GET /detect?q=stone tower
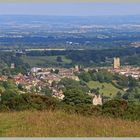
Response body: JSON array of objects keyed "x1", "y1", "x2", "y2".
[{"x1": 113, "y1": 57, "x2": 120, "y2": 69}]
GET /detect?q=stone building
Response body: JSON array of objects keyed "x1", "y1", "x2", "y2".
[
  {"x1": 92, "y1": 94, "x2": 102, "y2": 105},
  {"x1": 113, "y1": 57, "x2": 120, "y2": 69},
  {"x1": 10, "y1": 63, "x2": 15, "y2": 69}
]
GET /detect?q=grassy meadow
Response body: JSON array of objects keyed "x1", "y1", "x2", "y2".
[
  {"x1": 0, "y1": 110, "x2": 140, "y2": 137},
  {"x1": 87, "y1": 81, "x2": 123, "y2": 97},
  {"x1": 21, "y1": 55, "x2": 72, "y2": 67}
]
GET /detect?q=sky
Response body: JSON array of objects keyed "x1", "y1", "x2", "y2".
[{"x1": 0, "y1": 3, "x2": 140, "y2": 16}]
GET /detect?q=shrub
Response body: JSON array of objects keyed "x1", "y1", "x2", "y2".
[
  {"x1": 1, "y1": 93, "x2": 59, "y2": 111},
  {"x1": 102, "y1": 99, "x2": 140, "y2": 120}
]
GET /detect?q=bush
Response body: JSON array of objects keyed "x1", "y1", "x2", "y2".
[
  {"x1": 1, "y1": 93, "x2": 60, "y2": 111},
  {"x1": 102, "y1": 99, "x2": 128, "y2": 117},
  {"x1": 102, "y1": 99, "x2": 140, "y2": 120},
  {"x1": 0, "y1": 104, "x2": 10, "y2": 112},
  {"x1": 1, "y1": 89, "x2": 18, "y2": 101},
  {"x1": 63, "y1": 88, "x2": 92, "y2": 106},
  {"x1": 0, "y1": 91, "x2": 140, "y2": 121}
]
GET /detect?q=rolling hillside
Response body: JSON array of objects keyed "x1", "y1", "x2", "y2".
[{"x1": 87, "y1": 81, "x2": 123, "y2": 97}]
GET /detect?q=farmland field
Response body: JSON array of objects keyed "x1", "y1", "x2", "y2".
[
  {"x1": 87, "y1": 81, "x2": 123, "y2": 97},
  {"x1": 21, "y1": 55, "x2": 72, "y2": 67}
]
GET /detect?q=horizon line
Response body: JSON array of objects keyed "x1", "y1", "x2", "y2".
[{"x1": 0, "y1": 14, "x2": 140, "y2": 16}]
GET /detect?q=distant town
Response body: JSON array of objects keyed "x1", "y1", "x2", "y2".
[{"x1": 0, "y1": 56, "x2": 140, "y2": 106}]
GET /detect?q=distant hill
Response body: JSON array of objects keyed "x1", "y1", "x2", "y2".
[{"x1": 0, "y1": 15, "x2": 140, "y2": 25}]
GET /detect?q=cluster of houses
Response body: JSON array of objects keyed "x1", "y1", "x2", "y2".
[
  {"x1": 1, "y1": 60, "x2": 140, "y2": 105},
  {"x1": 12, "y1": 67, "x2": 80, "y2": 100},
  {"x1": 0, "y1": 65, "x2": 103, "y2": 105},
  {"x1": 108, "y1": 66, "x2": 140, "y2": 80},
  {"x1": 0, "y1": 75, "x2": 8, "y2": 81}
]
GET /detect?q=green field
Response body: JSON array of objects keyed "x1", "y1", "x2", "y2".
[
  {"x1": 0, "y1": 110, "x2": 140, "y2": 137},
  {"x1": 21, "y1": 55, "x2": 72, "y2": 67},
  {"x1": 87, "y1": 81, "x2": 123, "y2": 97}
]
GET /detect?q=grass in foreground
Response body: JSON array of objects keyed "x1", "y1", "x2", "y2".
[
  {"x1": 0, "y1": 110, "x2": 140, "y2": 137},
  {"x1": 87, "y1": 81, "x2": 123, "y2": 97}
]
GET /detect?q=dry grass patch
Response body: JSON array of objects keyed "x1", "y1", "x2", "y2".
[{"x1": 0, "y1": 110, "x2": 139, "y2": 137}]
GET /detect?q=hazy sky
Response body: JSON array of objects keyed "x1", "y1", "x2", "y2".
[{"x1": 0, "y1": 3, "x2": 140, "y2": 16}]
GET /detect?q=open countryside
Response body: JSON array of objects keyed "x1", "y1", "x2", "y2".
[
  {"x1": 87, "y1": 81, "x2": 123, "y2": 97},
  {"x1": 0, "y1": 3, "x2": 140, "y2": 137},
  {"x1": 21, "y1": 55, "x2": 72, "y2": 67}
]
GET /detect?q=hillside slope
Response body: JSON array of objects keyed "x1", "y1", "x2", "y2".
[{"x1": 0, "y1": 110, "x2": 140, "y2": 137}]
